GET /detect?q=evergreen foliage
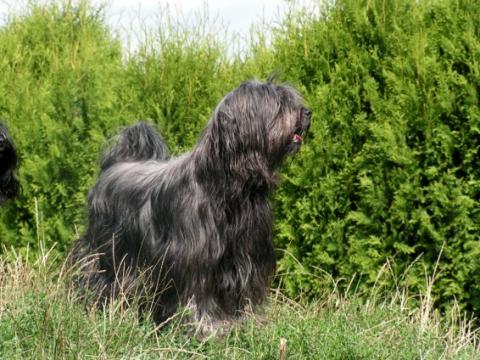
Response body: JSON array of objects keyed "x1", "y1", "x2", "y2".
[
  {"x1": 272, "y1": 0, "x2": 480, "y2": 315},
  {"x1": 0, "y1": 2, "x2": 124, "y2": 250}
]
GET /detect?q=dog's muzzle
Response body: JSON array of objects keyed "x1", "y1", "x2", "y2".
[{"x1": 292, "y1": 108, "x2": 311, "y2": 144}]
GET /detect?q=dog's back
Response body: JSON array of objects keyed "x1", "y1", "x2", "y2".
[{"x1": 100, "y1": 121, "x2": 169, "y2": 171}]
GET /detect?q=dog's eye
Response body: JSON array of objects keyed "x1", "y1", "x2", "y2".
[{"x1": 302, "y1": 108, "x2": 312, "y2": 119}]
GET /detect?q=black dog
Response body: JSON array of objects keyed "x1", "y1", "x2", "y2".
[
  {"x1": 72, "y1": 80, "x2": 311, "y2": 334},
  {"x1": 0, "y1": 123, "x2": 19, "y2": 204}
]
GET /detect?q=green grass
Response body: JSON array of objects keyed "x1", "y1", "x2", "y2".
[{"x1": 0, "y1": 248, "x2": 478, "y2": 359}]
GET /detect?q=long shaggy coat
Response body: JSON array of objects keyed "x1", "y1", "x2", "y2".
[{"x1": 72, "y1": 80, "x2": 311, "y2": 331}]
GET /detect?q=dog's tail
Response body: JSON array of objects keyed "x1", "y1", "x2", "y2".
[{"x1": 100, "y1": 121, "x2": 169, "y2": 170}]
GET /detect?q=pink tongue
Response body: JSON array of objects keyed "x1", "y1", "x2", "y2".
[{"x1": 293, "y1": 134, "x2": 303, "y2": 143}]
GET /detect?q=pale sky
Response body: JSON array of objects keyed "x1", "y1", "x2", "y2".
[
  {"x1": 0, "y1": 0, "x2": 318, "y2": 51},
  {"x1": 103, "y1": 0, "x2": 290, "y2": 30},
  {"x1": 101, "y1": 0, "x2": 293, "y2": 50},
  {"x1": 102, "y1": 1, "x2": 318, "y2": 29}
]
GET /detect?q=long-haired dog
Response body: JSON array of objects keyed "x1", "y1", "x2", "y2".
[
  {"x1": 0, "y1": 123, "x2": 20, "y2": 204},
  {"x1": 72, "y1": 80, "x2": 311, "y2": 334}
]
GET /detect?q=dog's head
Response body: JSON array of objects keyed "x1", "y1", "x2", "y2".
[
  {"x1": 0, "y1": 123, "x2": 20, "y2": 204},
  {"x1": 202, "y1": 80, "x2": 311, "y2": 177},
  {"x1": 262, "y1": 83, "x2": 311, "y2": 166}
]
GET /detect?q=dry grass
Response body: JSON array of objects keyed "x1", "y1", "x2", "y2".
[{"x1": 0, "y1": 244, "x2": 478, "y2": 359}]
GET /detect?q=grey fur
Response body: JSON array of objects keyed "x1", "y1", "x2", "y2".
[{"x1": 71, "y1": 80, "x2": 311, "y2": 333}]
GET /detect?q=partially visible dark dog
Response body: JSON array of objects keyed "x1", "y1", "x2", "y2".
[
  {"x1": 0, "y1": 123, "x2": 19, "y2": 204},
  {"x1": 72, "y1": 80, "x2": 311, "y2": 335}
]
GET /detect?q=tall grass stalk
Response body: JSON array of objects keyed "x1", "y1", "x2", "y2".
[{"x1": 0, "y1": 242, "x2": 478, "y2": 359}]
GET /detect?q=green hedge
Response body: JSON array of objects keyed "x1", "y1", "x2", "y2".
[
  {"x1": 0, "y1": 2, "x2": 124, "y2": 250},
  {"x1": 0, "y1": 0, "x2": 479, "y2": 315},
  {"x1": 272, "y1": 0, "x2": 480, "y2": 314}
]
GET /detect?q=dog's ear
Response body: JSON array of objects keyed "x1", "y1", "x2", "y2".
[
  {"x1": 199, "y1": 91, "x2": 275, "y2": 191},
  {"x1": 215, "y1": 108, "x2": 268, "y2": 162}
]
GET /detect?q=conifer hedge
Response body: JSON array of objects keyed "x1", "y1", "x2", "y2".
[
  {"x1": 0, "y1": 0, "x2": 479, "y2": 315},
  {"x1": 272, "y1": 0, "x2": 480, "y2": 314},
  {"x1": 0, "y1": 3, "x2": 124, "y2": 250}
]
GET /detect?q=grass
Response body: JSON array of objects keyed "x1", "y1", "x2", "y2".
[{"x1": 0, "y1": 245, "x2": 478, "y2": 359}]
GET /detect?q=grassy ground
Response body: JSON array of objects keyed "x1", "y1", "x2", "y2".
[{"x1": 0, "y1": 247, "x2": 478, "y2": 359}]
